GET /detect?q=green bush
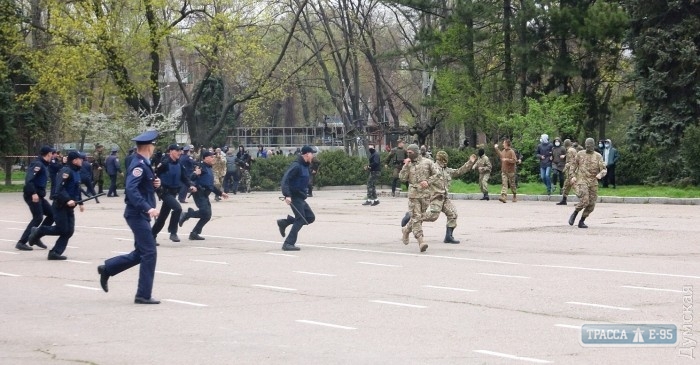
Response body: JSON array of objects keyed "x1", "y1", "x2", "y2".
[
  {"x1": 680, "y1": 125, "x2": 700, "y2": 184},
  {"x1": 614, "y1": 144, "x2": 659, "y2": 185}
]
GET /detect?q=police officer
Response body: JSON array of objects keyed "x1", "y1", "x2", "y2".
[
  {"x1": 16, "y1": 146, "x2": 55, "y2": 251},
  {"x1": 97, "y1": 130, "x2": 162, "y2": 304},
  {"x1": 152, "y1": 144, "x2": 196, "y2": 243},
  {"x1": 178, "y1": 145, "x2": 195, "y2": 203},
  {"x1": 48, "y1": 150, "x2": 63, "y2": 198},
  {"x1": 28, "y1": 151, "x2": 85, "y2": 260},
  {"x1": 105, "y1": 147, "x2": 122, "y2": 197},
  {"x1": 79, "y1": 152, "x2": 100, "y2": 203},
  {"x1": 275, "y1": 145, "x2": 317, "y2": 251},
  {"x1": 178, "y1": 151, "x2": 229, "y2": 240}
]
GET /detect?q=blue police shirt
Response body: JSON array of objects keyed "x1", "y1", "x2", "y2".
[
  {"x1": 24, "y1": 157, "x2": 49, "y2": 197},
  {"x1": 124, "y1": 154, "x2": 157, "y2": 219},
  {"x1": 281, "y1": 155, "x2": 310, "y2": 199},
  {"x1": 53, "y1": 164, "x2": 82, "y2": 207}
]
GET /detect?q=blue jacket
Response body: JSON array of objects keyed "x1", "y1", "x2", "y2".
[
  {"x1": 24, "y1": 157, "x2": 50, "y2": 197},
  {"x1": 53, "y1": 163, "x2": 82, "y2": 208},
  {"x1": 124, "y1": 154, "x2": 157, "y2": 219},
  {"x1": 105, "y1": 154, "x2": 121, "y2": 175},
  {"x1": 190, "y1": 162, "x2": 223, "y2": 197},
  {"x1": 281, "y1": 156, "x2": 310, "y2": 199},
  {"x1": 368, "y1": 151, "x2": 381, "y2": 172},
  {"x1": 156, "y1": 155, "x2": 192, "y2": 190}
]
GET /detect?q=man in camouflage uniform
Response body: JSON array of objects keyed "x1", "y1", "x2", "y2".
[
  {"x1": 494, "y1": 139, "x2": 518, "y2": 203},
  {"x1": 92, "y1": 143, "x2": 105, "y2": 194},
  {"x1": 557, "y1": 139, "x2": 578, "y2": 205},
  {"x1": 421, "y1": 151, "x2": 477, "y2": 244},
  {"x1": 473, "y1": 146, "x2": 491, "y2": 200},
  {"x1": 212, "y1": 148, "x2": 227, "y2": 199},
  {"x1": 308, "y1": 154, "x2": 320, "y2": 197},
  {"x1": 236, "y1": 146, "x2": 253, "y2": 193},
  {"x1": 385, "y1": 139, "x2": 407, "y2": 197},
  {"x1": 568, "y1": 138, "x2": 607, "y2": 228},
  {"x1": 399, "y1": 144, "x2": 438, "y2": 252}
]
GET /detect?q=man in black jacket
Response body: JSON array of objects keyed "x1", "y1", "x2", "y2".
[
  {"x1": 276, "y1": 145, "x2": 317, "y2": 251},
  {"x1": 16, "y1": 146, "x2": 55, "y2": 251},
  {"x1": 362, "y1": 144, "x2": 382, "y2": 206}
]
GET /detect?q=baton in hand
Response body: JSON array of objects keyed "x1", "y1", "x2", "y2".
[
  {"x1": 279, "y1": 196, "x2": 309, "y2": 225},
  {"x1": 75, "y1": 192, "x2": 106, "y2": 204}
]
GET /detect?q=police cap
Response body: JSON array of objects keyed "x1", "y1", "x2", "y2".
[
  {"x1": 39, "y1": 146, "x2": 55, "y2": 156},
  {"x1": 201, "y1": 151, "x2": 214, "y2": 158},
  {"x1": 111, "y1": 147, "x2": 118, "y2": 153},
  {"x1": 67, "y1": 151, "x2": 82, "y2": 162},
  {"x1": 131, "y1": 130, "x2": 159, "y2": 145},
  {"x1": 168, "y1": 143, "x2": 182, "y2": 151},
  {"x1": 301, "y1": 145, "x2": 317, "y2": 154}
]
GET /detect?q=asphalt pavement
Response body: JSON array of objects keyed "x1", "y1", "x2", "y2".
[{"x1": 0, "y1": 189, "x2": 698, "y2": 364}]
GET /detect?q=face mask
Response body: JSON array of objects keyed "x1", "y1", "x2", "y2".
[
  {"x1": 604, "y1": 143, "x2": 610, "y2": 148},
  {"x1": 555, "y1": 142, "x2": 560, "y2": 147},
  {"x1": 408, "y1": 152, "x2": 417, "y2": 161},
  {"x1": 478, "y1": 149, "x2": 484, "y2": 157},
  {"x1": 368, "y1": 148, "x2": 375, "y2": 154},
  {"x1": 598, "y1": 144, "x2": 603, "y2": 148}
]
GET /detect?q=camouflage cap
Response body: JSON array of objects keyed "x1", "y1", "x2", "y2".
[{"x1": 406, "y1": 144, "x2": 420, "y2": 154}]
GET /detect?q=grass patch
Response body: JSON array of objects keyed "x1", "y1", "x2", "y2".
[{"x1": 448, "y1": 181, "x2": 700, "y2": 198}]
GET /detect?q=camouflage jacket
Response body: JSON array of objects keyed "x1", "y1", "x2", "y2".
[
  {"x1": 213, "y1": 154, "x2": 227, "y2": 179},
  {"x1": 428, "y1": 160, "x2": 475, "y2": 196},
  {"x1": 399, "y1": 155, "x2": 438, "y2": 199},
  {"x1": 571, "y1": 150, "x2": 607, "y2": 185},
  {"x1": 564, "y1": 146, "x2": 577, "y2": 175},
  {"x1": 474, "y1": 155, "x2": 491, "y2": 175}
]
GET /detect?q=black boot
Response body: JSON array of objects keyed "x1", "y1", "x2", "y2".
[
  {"x1": 568, "y1": 210, "x2": 579, "y2": 226},
  {"x1": 307, "y1": 186, "x2": 313, "y2": 197},
  {"x1": 443, "y1": 227, "x2": 460, "y2": 244},
  {"x1": 277, "y1": 218, "x2": 291, "y2": 237},
  {"x1": 557, "y1": 196, "x2": 567, "y2": 205},
  {"x1": 400, "y1": 212, "x2": 410, "y2": 227},
  {"x1": 480, "y1": 193, "x2": 489, "y2": 201},
  {"x1": 578, "y1": 217, "x2": 588, "y2": 228}
]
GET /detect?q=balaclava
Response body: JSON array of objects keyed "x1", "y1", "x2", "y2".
[
  {"x1": 406, "y1": 144, "x2": 420, "y2": 161},
  {"x1": 585, "y1": 138, "x2": 595, "y2": 153},
  {"x1": 478, "y1": 148, "x2": 485, "y2": 157},
  {"x1": 563, "y1": 139, "x2": 572, "y2": 149},
  {"x1": 436, "y1": 151, "x2": 448, "y2": 166}
]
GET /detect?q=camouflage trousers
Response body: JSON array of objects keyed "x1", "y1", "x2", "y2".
[
  {"x1": 366, "y1": 170, "x2": 380, "y2": 200},
  {"x1": 562, "y1": 170, "x2": 575, "y2": 196},
  {"x1": 240, "y1": 170, "x2": 251, "y2": 192},
  {"x1": 423, "y1": 194, "x2": 457, "y2": 228},
  {"x1": 405, "y1": 197, "x2": 429, "y2": 239},
  {"x1": 500, "y1": 172, "x2": 517, "y2": 196},
  {"x1": 478, "y1": 173, "x2": 490, "y2": 194},
  {"x1": 575, "y1": 183, "x2": 598, "y2": 217}
]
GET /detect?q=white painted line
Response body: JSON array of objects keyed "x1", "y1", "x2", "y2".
[
  {"x1": 111, "y1": 251, "x2": 130, "y2": 255},
  {"x1": 477, "y1": 273, "x2": 530, "y2": 279},
  {"x1": 0, "y1": 238, "x2": 19, "y2": 242},
  {"x1": 190, "y1": 246, "x2": 219, "y2": 250},
  {"x1": 163, "y1": 299, "x2": 208, "y2": 307},
  {"x1": 370, "y1": 300, "x2": 427, "y2": 309},
  {"x1": 266, "y1": 252, "x2": 297, "y2": 257},
  {"x1": 535, "y1": 264, "x2": 700, "y2": 280},
  {"x1": 155, "y1": 270, "x2": 183, "y2": 276},
  {"x1": 555, "y1": 324, "x2": 581, "y2": 329},
  {"x1": 296, "y1": 320, "x2": 356, "y2": 330},
  {"x1": 474, "y1": 350, "x2": 552, "y2": 364},
  {"x1": 65, "y1": 284, "x2": 101, "y2": 291},
  {"x1": 423, "y1": 285, "x2": 476, "y2": 292},
  {"x1": 357, "y1": 261, "x2": 401, "y2": 268},
  {"x1": 66, "y1": 260, "x2": 91, "y2": 264},
  {"x1": 294, "y1": 271, "x2": 336, "y2": 277},
  {"x1": 6, "y1": 227, "x2": 22, "y2": 231},
  {"x1": 0, "y1": 272, "x2": 20, "y2": 277},
  {"x1": 0, "y1": 250, "x2": 20, "y2": 255},
  {"x1": 114, "y1": 238, "x2": 131, "y2": 241},
  {"x1": 252, "y1": 284, "x2": 297, "y2": 291},
  {"x1": 67, "y1": 245, "x2": 79, "y2": 249},
  {"x1": 621, "y1": 285, "x2": 684, "y2": 293},
  {"x1": 191, "y1": 259, "x2": 228, "y2": 265},
  {"x1": 195, "y1": 234, "x2": 280, "y2": 244},
  {"x1": 566, "y1": 301, "x2": 634, "y2": 311}
]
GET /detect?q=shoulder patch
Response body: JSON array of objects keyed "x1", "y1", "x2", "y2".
[
  {"x1": 132, "y1": 167, "x2": 143, "y2": 177},
  {"x1": 62, "y1": 173, "x2": 69, "y2": 179},
  {"x1": 34, "y1": 166, "x2": 41, "y2": 172}
]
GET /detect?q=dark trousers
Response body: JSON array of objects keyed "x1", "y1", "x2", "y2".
[
  {"x1": 151, "y1": 192, "x2": 182, "y2": 236},
  {"x1": 103, "y1": 214, "x2": 157, "y2": 299},
  {"x1": 283, "y1": 197, "x2": 315, "y2": 246},
  {"x1": 107, "y1": 174, "x2": 118, "y2": 196},
  {"x1": 19, "y1": 194, "x2": 54, "y2": 243},
  {"x1": 603, "y1": 164, "x2": 616, "y2": 187},
  {"x1": 81, "y1": 179, "x2": 98, "y2": 200},
  {"x1": 94, "y1": 175, "x2": 104, "y2": 194},
  {"x1": 190, "y1": 193, "x2": 212, "y2": 234},
  {"x1": 178, "y1": 184, "x2": 188, "y2": 202},
  {"x1": 36, "y1": 206, "x2": 75, "y2": 255},
  {"x1": 367, "y1": 170, "x2": 380, "y2": 199},
  {"x1": 552, "y1": 168, "x2": 565, "y2": 190},
  {"x1": 224, "y1": 171, "x2": 237, "y2": 193}
]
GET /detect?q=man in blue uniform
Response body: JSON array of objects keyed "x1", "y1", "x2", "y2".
[
  {"x1": 276, "y1": 145, "x2": 316, "y2": 251},
  {"x1": 97, "y1": 130, "x2": 162, "y2": 304},
  {"x1": 16, "y1": 146, "x2": 55, "y2": 251},
  {"x1": 152, "y1": 144, "x2": 196, "y2": 243},
  {"x1": 178, "y1": 151, "x2": 228, "y2": 240},
  {"x1": 28, "y1": 151, "x2": 84, "y2": 260},
  {"x1": 105, "y1": 147, "x2": 121, "y2": 197},
  {"x1": 79, "y1": 153, "x2": 100, "y2": 203},
  {"x1": 178, "y1": 145, "x2": 195, "y2": 203},
  {"x1": 48, "y1": 150, "x2": 62, "y2": 198}
]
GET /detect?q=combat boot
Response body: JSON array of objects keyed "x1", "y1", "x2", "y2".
[
  {"x1": 499, "y1": 194, "x2": 507, "y2": 203},
  {"x1": 512, "y1": 193, "x2": 517, "y2": 202},
  {"x1": 480, "y1": 193, "x2": 489, "y2": 201},
  {"x1": 307, "y1": 186, "x2": 313, "y2": 197},
  {"x1": 556, "y1": 196, "x2": 567, "y2": 205},
  {"x1": 417, "y1": 236, "x2": 428, "y2": 252},
  {"x1": 402, "y1": 225, "x2": 410, "y2": 245},
  {"x1": 568, "y1": 210, "x2": 579, "y2": 226},
  {"x1": 277, "y1": 216, "x2": 292, "y2": 238},
  {"x1": 443, "y1": 227, "x2": 460, "y2": 244},
  {"x1": 578, "y1": 217, "x2": 588, "y2": 228},
  {"x1": 400, "y1": 212, "x2": 410, "y2": 227}
]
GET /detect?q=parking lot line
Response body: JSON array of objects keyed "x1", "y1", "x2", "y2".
[
  {"x1": 423, "y1": 285, "x2": 476, "y2": 292},
  {"x1": 566, "y1": 301, "x2": 634, "y2": 311},
  {"x1": 0, "y1": 272, "x2": 20, "y2": 277},
  {"x1": 534, "y1": 264, "x2": 700, "y2": 279},
  {"x1": 252, "y1": 284, "x2": 297, "y2": 291},
  {"x1": 296, "y1": 320, "x2": 356, "y2": 330},
  {"x1": 621, "y1": 285, "x2": 684, "y2": 293},
  {"x1": 357, "y1": 261, "x2": 401, "y2": 267},
  {"x1": 155, "y1": 270, "x2": 183, "y2": 276},
  {"x1": 370, "y1": 300, "x2": 427, "y2": 308},
  {"x1": 474, "y1": 350, "x2": 552, "y2": 364},
  {"x1": 163, "y1": 299, "x2": 208, "y2": 307},
  {"x1": 191, "y1": 259, "x2": 228, "y2": 265},
  {"x1": 293, "y1": 271, "x2": 336, "y2": 277},
  {"x1": 477, "y1": 273, "x2": 530, "y2": 279},
  {"x1": 65, "y1": 284, "x2": 101, "y2": 291}
]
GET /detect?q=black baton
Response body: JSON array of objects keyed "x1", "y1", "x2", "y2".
[{"x1": 279, "y1": 196, "x2": 309, "y2": 225}]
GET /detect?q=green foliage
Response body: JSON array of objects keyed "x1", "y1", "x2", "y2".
[
  {"x1": 680, "y1": 125, "x2": 700, "y2": 184},
  {"x1": 613, "y1": 144, "x2": 659, "y2": 185}
]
